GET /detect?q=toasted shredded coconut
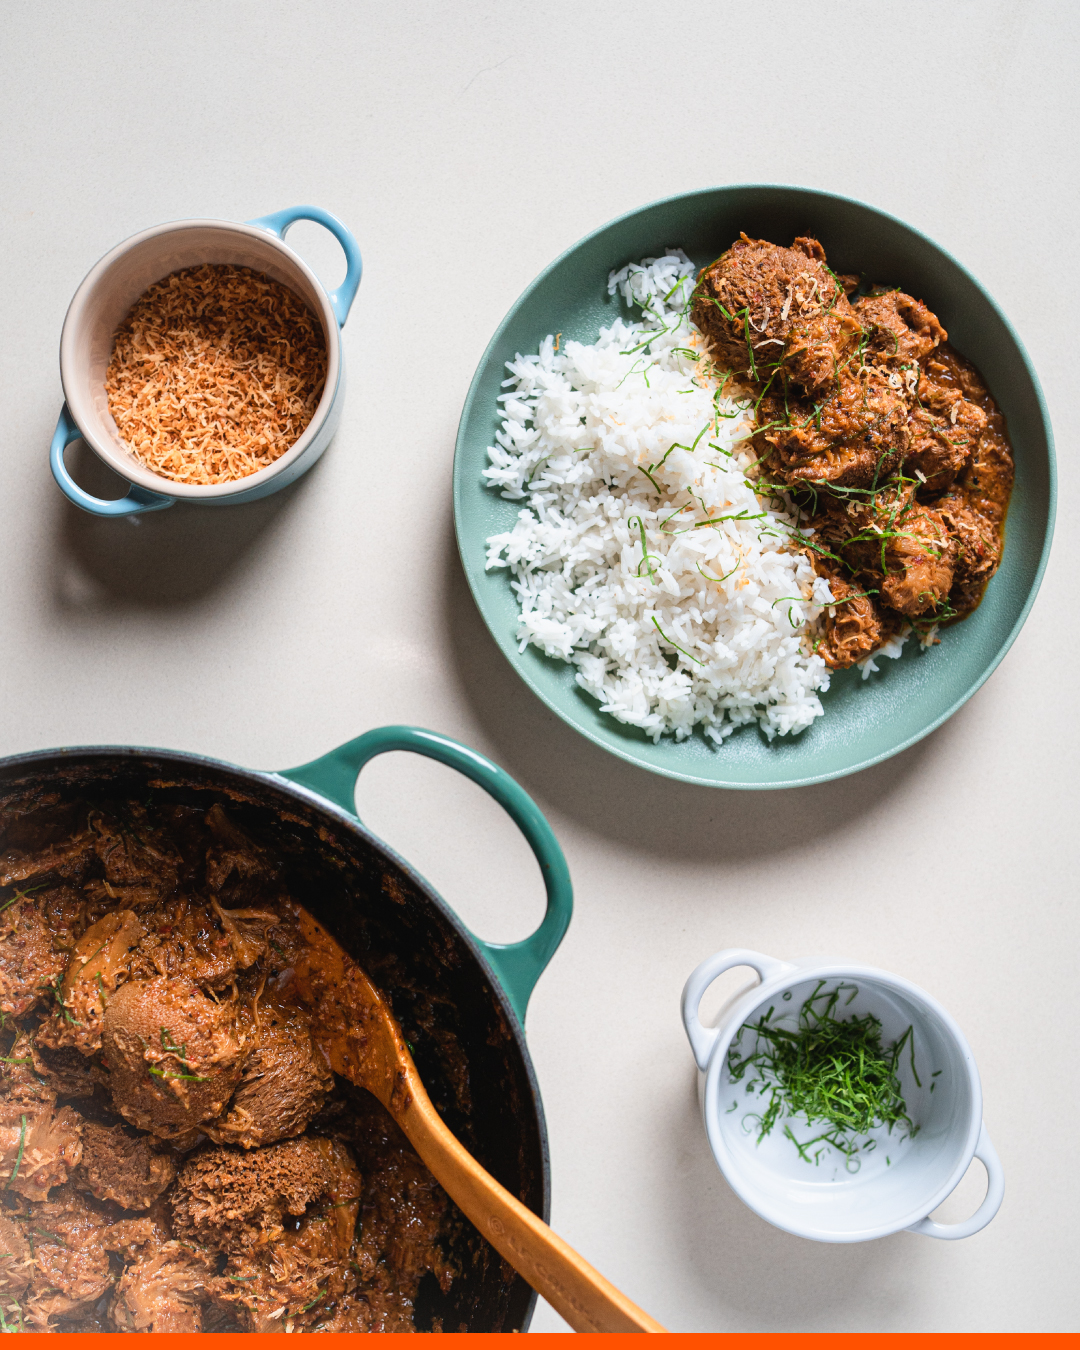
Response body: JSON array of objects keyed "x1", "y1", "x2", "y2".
[{"x1": 105, "y1": 264, "x2": 327, "y2": 485}]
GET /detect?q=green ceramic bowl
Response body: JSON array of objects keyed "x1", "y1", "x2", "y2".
[{"x1": 453, "y1": 186, "x2": 1055, "y2": 789}]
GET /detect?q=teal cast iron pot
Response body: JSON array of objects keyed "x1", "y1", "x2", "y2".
[
  {"x1": 0, "y1": 726, "x2": 572, "y2": 1332},
  {"x1": 50, "y1": 205, "x2": 362, "y2": 516}
]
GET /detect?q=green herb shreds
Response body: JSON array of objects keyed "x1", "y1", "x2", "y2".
[{"x1": 727, "y1": 981, "x2": 919, "y2": 1169}]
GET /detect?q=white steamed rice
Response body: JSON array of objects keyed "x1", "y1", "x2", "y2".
[{"x1": 482, "y1": 250, "x2": 840, "y2": 744}]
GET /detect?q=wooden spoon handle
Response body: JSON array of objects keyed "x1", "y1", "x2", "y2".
[{"x1": 396, "y1": 1078, "x2": 666, "y2": 1333}]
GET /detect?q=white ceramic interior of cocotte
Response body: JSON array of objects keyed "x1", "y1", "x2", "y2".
[
  {"x1": 50, "y1": 205, "x2": 362, "y2": 516},
  {"x1": 681, "y1": 949, "x2": 1005, "y2": 1243}
]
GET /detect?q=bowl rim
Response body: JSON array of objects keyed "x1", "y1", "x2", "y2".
[
  {"x1": 700, "y1": 959, "x2": 983, "y2": 1242},
  {"x1": 453, "y1": 182, "x2": 1058, "y2": 789},
  {"x1": 59, "y1": 216, "x2": 342, "y2": 500}
]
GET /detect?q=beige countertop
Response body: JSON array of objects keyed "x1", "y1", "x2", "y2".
[{"x1": 0, "y1": 0, "x2": 1075, "y2": 1332}]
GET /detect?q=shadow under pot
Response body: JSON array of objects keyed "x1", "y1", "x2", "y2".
[
  {"x1": 51, "y1": 205, "x2": 362, "y2": 517},
  {"x1": 0, "y1": 726, "x2": 571, "y2": 1332}
]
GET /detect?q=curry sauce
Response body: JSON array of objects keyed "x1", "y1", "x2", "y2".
[
  {"x1": 692, "y1": 235, "x2": 1014, "y2": 667},
  {"x1": 0, "y1": 796, "x2": 460, "y2": 1333}
]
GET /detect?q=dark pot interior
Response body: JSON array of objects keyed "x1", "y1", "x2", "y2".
[{"x1": 0, "y1": 746, "x2": 549, "y2": 1333}]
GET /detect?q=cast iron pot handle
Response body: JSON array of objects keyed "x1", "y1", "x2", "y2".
[
  {"x1": 248, "y1": 205, "x2": 363, "y2": 327},
  {"x1": 277, "y1": 725, "x2": 572, "y2": 1025},
  {"x1": 50, "y1": 404, "x2": 175, "y2": 517}
]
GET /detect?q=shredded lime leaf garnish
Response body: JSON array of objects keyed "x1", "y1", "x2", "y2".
[
  {"x1": 696, "y1": 561, "x2": 739, "y2": 584},
  {"x1": 0, "y1": 885, "x2": 45, "y2": 915},
  {"x1": 651, "y1": 616, "x2": 703, "y2": 666},
  {"x1": 149, "y1": 1066, "x2": 209, "y2": 1082},
  {"x1": 728, "y1": 981, "x2": 920, "y2": 1169},
  {"x1": 630, "y1": 516, "x2": 658, "y2": 583}
]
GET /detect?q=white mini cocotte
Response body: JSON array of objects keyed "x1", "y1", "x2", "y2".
[{"x1": 681, "y1": 948, "x2": 1004, "y2": 1242}]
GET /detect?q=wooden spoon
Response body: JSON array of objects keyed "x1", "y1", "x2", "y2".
[{"x1": 296, "y1": 915, "x2": 666, "y2": 1333}]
